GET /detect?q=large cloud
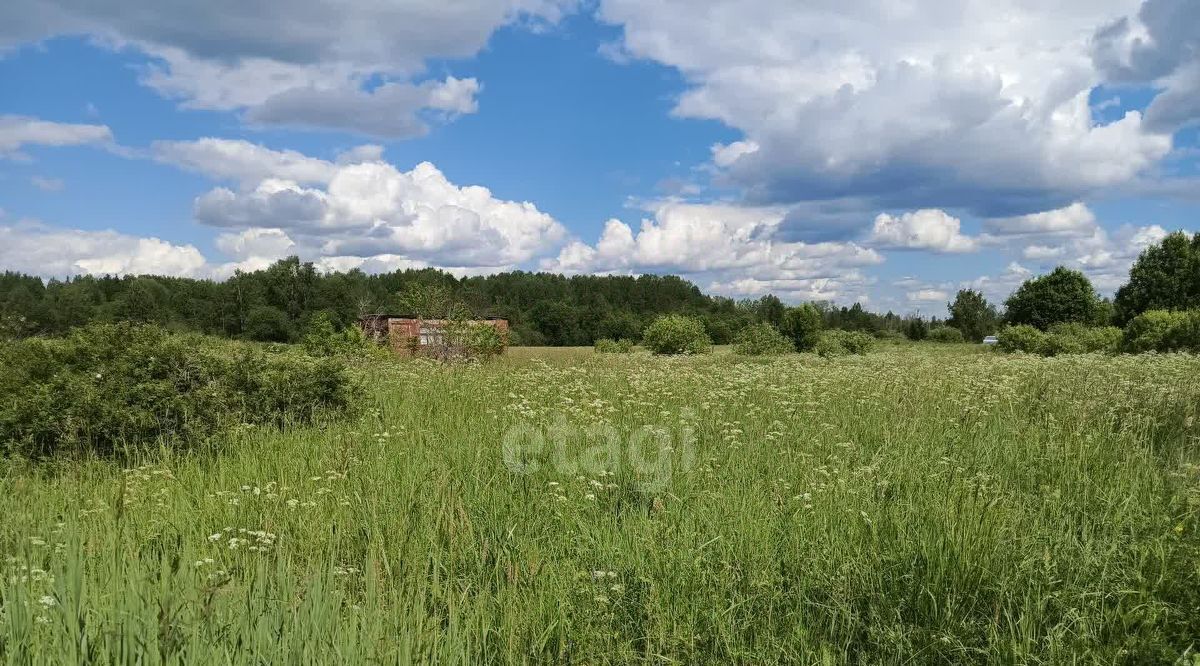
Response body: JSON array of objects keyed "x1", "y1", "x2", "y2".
[
  {"x1": 2, "y1": 0, "x2": 576, "y2": 136},
  {"x1": 869, "y1": 209, "x2": 977, "y2": 253},
  {"x1": 546, "y1": 201, "x2": 882, "y2": 302},
  {"x1": 599, "y1": 0, "x2": 1174, "y2": 215},
  {"x1": 165, "y1": 139, "x2": 568, "y2": 270},
  {"x1": 0, "y1": 220, "x2": 207, "y2": 277},
  {"x1": 1092, "y1": 0, "x2": 1200, "y2": 132}
]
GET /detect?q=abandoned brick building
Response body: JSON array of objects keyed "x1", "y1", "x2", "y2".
[{"x1": 357, "y1": 314, "x2": 509, "y2": 355}]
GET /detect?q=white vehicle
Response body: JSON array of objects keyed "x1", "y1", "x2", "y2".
[{"x1": 981, "y1": 335, "x2": 999, "y2": 345}]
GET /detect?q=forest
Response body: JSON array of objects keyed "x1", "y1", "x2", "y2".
[{"x1": 0, "y1": 258, "x2": 923, "y2": 346}]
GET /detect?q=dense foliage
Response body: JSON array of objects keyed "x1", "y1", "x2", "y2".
[
  {"x1": 996, "y1": 325, "x2": 1047, "y2": 354},
  {"x1": 927, "y1": 326, "x2": 965, "y2": 343},
  {"x1": 593, "y1": 338, "x2": 635, "y2": 353},
  {"x1": 440, "y1": 321, "x2": 510, "y2": 360},
  {"x1": 12, "y1": 234, "x2": 1200, "y2": 355},
  {"x1": 996, "y1": 323, "x2": 1122, "y2": 356},
  {"x1": 1122, "y1": 309, "x2": 1200, "y2": 353},
  {"x1": 641, "y1": 314, "x2": 712, "y2": 355},
  {"x1": 1044, "y1": 323, "x2": 1123, "y2": 355},
  {"x1": 1114, "y1": 232, "x2": 1200, "y2": 324},
  {"x1": 0, "y1": 323, "x2": 359, "y2": 459},
  {"x1": 732, "y1": 322, "x2": 794, "y2": 356},
  {"x1": 904, "y1": 318, "x2": 929, "y2": 341},
  {"x1": 300, "y1": 312, "x2": 383, "y2": 358},
  {"x1": 781, "y1": 303, "x2": 823, "y2": 351},
  {"x1": 1004, "y1": 267, "x2": 1101, "y2": 330},
  {"x1": 0, "y1": 259, "x2": 947, "y2": 348},
  {"x1": 814, "y1": 330, "x2": 874, "y2": 357},
  {"x1": 947, "y1": 289, "x2": 999, "y2": 342}
]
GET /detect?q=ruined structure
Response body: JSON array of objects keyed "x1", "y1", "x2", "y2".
[{"x1": 357, "y1": 314, "x2": 509, "y2": 356}]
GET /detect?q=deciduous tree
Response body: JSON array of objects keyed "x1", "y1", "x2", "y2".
[
  {"x1": 947, "y1": 289, "x2": 998, "y2": 342},
  {"x1": 1005, "y1": 267, "x2": 1098, "y2": 331},
  {"x1": 1113, "y1": 232, "x2": 1200, "y2": 324}
]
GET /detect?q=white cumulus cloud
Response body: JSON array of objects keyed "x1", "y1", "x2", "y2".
[
  {"x1": 161, "y1": 140, "x2": 568, "y2": 270},
  {"x1": 983, "y1": 203, "x2": 1098, "y2": 238},
  {"x1": 599, "y1": 0, "x2": 1174, "y2": 214},
  {"x1": 869, "y1": 209, "x2": 978, "y2": 253},
  {"x1": 0, "y1": 220, "x2": 207, "y2": 278},
  {"x1": 546, "y1": 200, "x2": 882, "y2": 302},
  {"x1": 211, "y1": 228, "x2": 298, "y2": 275}
]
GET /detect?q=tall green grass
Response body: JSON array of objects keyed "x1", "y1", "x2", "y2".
[{"x1": 2, "y1": 346, "x2": 1199, "y2": 663}]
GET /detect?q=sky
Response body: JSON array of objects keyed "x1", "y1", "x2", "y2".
[{"x1": 0, "y1": 0, "x2": 1197, "y2": 314}]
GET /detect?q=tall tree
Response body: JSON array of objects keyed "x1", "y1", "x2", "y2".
[
  {"x1": 1113, "y1": 231, "x2": 1200, "y2": 324},
  {"x1": 947, "y1": 289, "x2": 999, "y2": 342},
  {"x1": 113, "y1": 278, "x2": 168, "y2": 324},
  {"x1": 782, "y1": 303, "x2": 823, "y2": 351},
  {"x1": 755, "y1": 294, "x2": 786, "y2": 329},
  {"x1": 1004, "y1": 267, "x2": 1098, "y2": 330}
]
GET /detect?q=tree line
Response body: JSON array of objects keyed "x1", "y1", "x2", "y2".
[
  {"x1": 0, "y1": 258, "x2": 936, "y2": 345},
  {"x1": 2, "y1": 231, "x2": 1197, "y2": 345}
]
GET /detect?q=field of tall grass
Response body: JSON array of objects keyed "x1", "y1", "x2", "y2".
[{"x1": 2, "y1": 344, "x2": 1199, "y2": 663}]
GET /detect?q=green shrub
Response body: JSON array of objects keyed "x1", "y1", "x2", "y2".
[
  {"x1": 1122, "y1": 310, "x2": 1200, "y2": 353},
  {"x1": 1088, "y1": 326, "x2": 1125, "y2": 352},
  {"x1": 839, "y1": 330, "x2": 875, "y2": 355},
  {"x1": 0, "y1": 323, "x2": 359, "y2": 459},
  {"x1": 1040, "y1": 332, "x2": 1086, "y2": 356},
  {"x1": 642, "y1": 314, "x2": 712, "y2": 355},
  {"x1": 732, "y1": 323, "x2": 793, "y2": 356},
  {"x1": 996, "y1": 325, "x2": 1048, "y2": 354},
  {"x1": 904, "y1": 318, "x2": 929, "y2": 341},
  {"x1": 782, "y1": 304, "x2": 823, "y2": 351},
  {"x1": 439, "y1": 321, "x2": 509, "y2": 360},
  {"x1": 243, "y1": 305, "x2": 293, "y2": 342},
  {"x1": 302, "y1": 313, "x2": 383, "y2": 358},
  {"x1": 997, "y1": 323, "x2": 1123, "y2": 356},
  {"x1": 872, "y1": 329, "x2": 906, "y2": 343},
  {"x1": 927, "y1": 326, "x2": 965, "y2": 343},
  {"x1": 1047, "y1": 323, "x2": 1123, "y2": 354},
  {"x1": 594, "y1": 338, "x2": 635, "y2": 353},
  {"x1": 1122, "y1": 310, "x2": 1179, "y2": 353},
  {"x1": 813, "y1": 335, "x2": 846, "y2": 358},
  {"x1": 813, "y1": 329, "x2": 874, "y2": 358},
  {"x1": 0, "y1": 313, "x2": 34, "y2": 340}
]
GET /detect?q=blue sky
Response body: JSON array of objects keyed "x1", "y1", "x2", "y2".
[{"x1": 1, "y1": 0, "x2": 1197, "y2": 313}]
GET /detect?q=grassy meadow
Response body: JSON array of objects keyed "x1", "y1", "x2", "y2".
[{"x1": 2, "y1": 343, "x2": 1200, "y2": 663}]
